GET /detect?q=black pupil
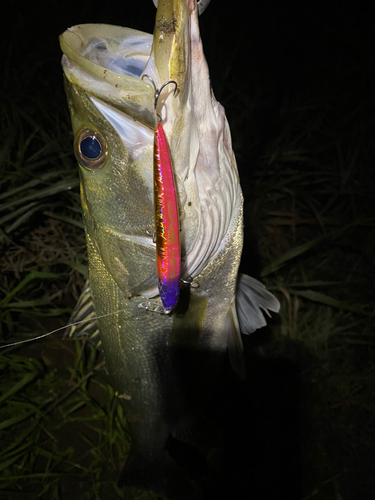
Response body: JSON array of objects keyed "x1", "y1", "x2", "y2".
[{"x1": 81, "y1": 136, "x2": 101, "y2": 159}]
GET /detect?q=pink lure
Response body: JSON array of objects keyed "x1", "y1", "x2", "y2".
[{"x1": 154, "y1": 123, "x2": 180, "y2": 311}]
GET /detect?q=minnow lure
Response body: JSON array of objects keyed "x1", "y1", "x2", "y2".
[
  {"x1": 154, "y1": 122, "x2": 180, "y2": 311},
  {"x1": 142, "y1": 75, "x2": 181, "y2": 312}
]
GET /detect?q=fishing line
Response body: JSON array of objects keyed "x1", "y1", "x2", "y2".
[{"x1": 0, "y1": 309, "x2": 128, "y2": 349}]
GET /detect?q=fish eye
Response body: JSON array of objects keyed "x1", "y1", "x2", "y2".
[{"x1": 75, "y1": 128, "x2": 107, "y2": 170}]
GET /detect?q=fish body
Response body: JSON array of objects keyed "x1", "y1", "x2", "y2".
[{"x1": 60, "y1": 0, "x2": 279, "y2": 492}]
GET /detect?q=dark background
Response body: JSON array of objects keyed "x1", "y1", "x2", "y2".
[
  {"x1": 1, "y1": 1, "x2": 375, "y2": 499},
  {"x1": 4, "y1": 0, "x2": 374, "y2": 128},
  {"x1": 3, "y1": 0, "x2": 375, "y2": 189}
]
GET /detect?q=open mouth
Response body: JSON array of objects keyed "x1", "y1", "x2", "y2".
[{"x1": 80, "y1": 33, "x2": 153, "y2": 78}]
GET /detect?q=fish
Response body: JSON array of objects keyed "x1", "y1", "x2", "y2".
[{"x1": 60, "y1": 0, "x2": 279, "y2": 495}]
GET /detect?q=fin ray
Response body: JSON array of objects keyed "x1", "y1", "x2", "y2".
[
  {"x1": 236, "y1": 273, "x2": 280, "y2": 335},
  {"x1": 64, "y1": 280, "x2": 101, "y2": 347}
]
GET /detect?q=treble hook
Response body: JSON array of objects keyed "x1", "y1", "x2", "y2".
[{"x1": 141, "y1": 74, "x2": 178, "y2": 110}]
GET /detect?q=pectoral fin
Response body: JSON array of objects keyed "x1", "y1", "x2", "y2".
[
  {"x1": 64, "y1": 280, "x2": 101, "y2": 348},
  {"x1": 236, "y1": 273, "x2": 280, "y2": 334}
]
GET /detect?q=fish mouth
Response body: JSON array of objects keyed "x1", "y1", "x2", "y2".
[
  {"x1": 59, "y1": 1, "x2": 192, "y2": 129},
  {"x1": 60, "y1": 24, "x2": 157, "y2": 128}
]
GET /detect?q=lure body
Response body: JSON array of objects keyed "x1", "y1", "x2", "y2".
[{"x1": 154, "y1": 123, "x2": 180, "y2": 311}]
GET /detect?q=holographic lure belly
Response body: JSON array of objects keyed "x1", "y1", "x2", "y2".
[{"x1": 154, "y1": 122, "x2": 180, "y2": 312}]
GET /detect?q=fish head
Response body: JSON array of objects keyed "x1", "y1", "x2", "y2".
[
  {"x1": 60, "y1": 0, "x2": 242, "y2": 300},
  {"x1": 60, "y1": 24, "x2": 159, "y2": 297}
]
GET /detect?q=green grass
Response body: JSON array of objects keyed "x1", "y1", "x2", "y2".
[
  {"x1": 0, "y1": 340, "x2": 132, "y2": 499},
  {"x1": 0, "y1": 61, "x2": 136, "y2": 498},
  {"x1": 1, "y1": 13, "x2": 375, "y2": 500}
]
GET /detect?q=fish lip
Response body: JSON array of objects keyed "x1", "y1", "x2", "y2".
[{"x1": 146, "y1": 0, "x2": 193, "y2": 101}]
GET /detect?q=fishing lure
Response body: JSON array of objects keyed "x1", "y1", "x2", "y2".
[
  {"x1": 142, "y1": 75, "x2": 181, "y2": 312},
  {"x1": 154, "y1": 122, "x2": 180, "y2": 312}
]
